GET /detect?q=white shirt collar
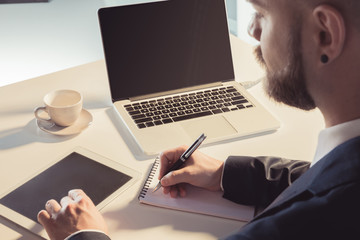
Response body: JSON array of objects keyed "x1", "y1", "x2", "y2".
[{"x1": 312, "y1": 118, "x2": 360, "y2": 167}]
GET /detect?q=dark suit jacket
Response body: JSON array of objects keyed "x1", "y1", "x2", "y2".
[{"x1": 222, "y1": 136, "x2": 360, "y2": 240}]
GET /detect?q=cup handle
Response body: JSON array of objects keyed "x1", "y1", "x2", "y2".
[{"x1": 34, "y1": 107, "x2": 52, "y2": 122}]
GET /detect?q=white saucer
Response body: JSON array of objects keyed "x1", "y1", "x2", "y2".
[{"x1": 36, "y1": 109, "x2": 93, "y2": 136}]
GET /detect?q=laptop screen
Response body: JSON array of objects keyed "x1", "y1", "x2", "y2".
[{"x1": 98, "y1": 0, "x2": 234, "y2": 102}]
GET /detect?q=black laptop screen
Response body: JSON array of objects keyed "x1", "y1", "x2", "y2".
[{"x1": 98, "y1": 0, "x2": 234, "y2": 101}]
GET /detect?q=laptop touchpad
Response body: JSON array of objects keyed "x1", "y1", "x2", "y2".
[{"x1": 180, "y1": 115, "x2": 237, "y2": 140}]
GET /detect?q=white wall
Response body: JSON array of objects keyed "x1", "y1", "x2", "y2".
[
  {"x1": 0, "y1": 0, "x2": 256, "y2": 87},
  {"x1": 227, "y1": 0, "x2": 257, "y2": 45},
  {"x1": 0, "y1": 0, "x2": 105, "y2": 87}
]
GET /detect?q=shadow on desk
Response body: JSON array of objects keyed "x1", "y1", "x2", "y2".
[
  {"x1": 102, "y1": 192, "x2": 245, "y2": 240},
  {"x1": 0, "y1": 119, "x2": 75, "y2": 150},
  {"x1": 106, "y1": 107, "x2": 151, "y2": 161}
]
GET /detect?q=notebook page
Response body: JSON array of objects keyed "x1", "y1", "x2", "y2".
[{"x1": 138, "y1": 158, "x2": 254, "y2": 222}]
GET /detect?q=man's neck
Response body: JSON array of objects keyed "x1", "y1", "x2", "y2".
[{"x1": 323, "y1": 111, "x2": 360, "y2": 128}]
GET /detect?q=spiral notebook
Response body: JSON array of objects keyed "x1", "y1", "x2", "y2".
[{"x1": 138, "y1": 157, "x2": 255, "y2": 222}]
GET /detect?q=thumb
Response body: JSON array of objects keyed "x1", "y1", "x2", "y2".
[{"x1": 161, "y1": 169, "x2": 189, "y2": 187}]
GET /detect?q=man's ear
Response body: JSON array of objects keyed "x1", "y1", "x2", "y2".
[{"x1": 312, "y1": 5, "x2": 346, "y2": 64}]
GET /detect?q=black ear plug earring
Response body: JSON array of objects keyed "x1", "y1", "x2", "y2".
[{"x1": 321, "y1": 54, "x2": 329, "y2": 64}]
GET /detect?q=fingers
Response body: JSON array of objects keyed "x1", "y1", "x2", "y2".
[
  {"x1": 69, "y1": 189, "x2": 85, "y2": 202},
  {"x1": 159, "y1": 146, "x2": 188, "y2": 179},
  {"x1": 68, "y1": 189, "x2": 96, "y2": 210},
  {"x1": 60, "y1": 196, "x2": 73, "y2": 208},
  {"x1": 45, "y1": 199, "x2": 61, "y2": 218},
  {"x1": 161, "y1": 168, "x2": 190, "y2": 186},
  {"x1": 163, "y1": 183, "x2": 187, "y2": 198},
  {"x1": 37, "y1": 209, "x2": 51, "y2": 228},
  {"x1": 38, "y1": 189, "x2": 88, "y2": 225},
  {"x1": 37, "y1": 199, "x2": 61, "y2": 232}
]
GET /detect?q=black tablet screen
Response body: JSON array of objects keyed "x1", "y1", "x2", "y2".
[{"x1": 0, "y1": 152, "x2": 132, "y2": 222}]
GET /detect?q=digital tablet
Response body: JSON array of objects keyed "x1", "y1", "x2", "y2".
[{"x1": 0, "y1": 147, "x2": 140, "y2": 238}]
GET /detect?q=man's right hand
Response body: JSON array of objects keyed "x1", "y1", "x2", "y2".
[{"x1": 159, "y1": 146, "x2": 224, "y2": 198}]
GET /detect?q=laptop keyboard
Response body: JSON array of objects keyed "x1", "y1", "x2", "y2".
[{"x1": 124, "y1": 86, "x2": 253, "y2": 129}]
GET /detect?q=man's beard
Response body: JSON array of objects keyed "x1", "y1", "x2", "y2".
[{"x1": 254, "y1": 36, "x2": 316, "y2": 111}]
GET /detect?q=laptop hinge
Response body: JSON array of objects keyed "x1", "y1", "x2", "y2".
[{"x1": 129, "y1": 82, "x2": 223, "y2": 102}]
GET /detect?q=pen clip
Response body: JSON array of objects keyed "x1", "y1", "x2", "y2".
[{"x1": 183, "y1": 133, "x2": 206, "y2": 159}]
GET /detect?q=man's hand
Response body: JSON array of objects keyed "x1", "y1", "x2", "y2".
[
  {"x1": 37, "y1": 189, "x2": 108, "y2": 240},
  {"x1": 159, "y1": 146, "x2": 224, "y2": 198}
]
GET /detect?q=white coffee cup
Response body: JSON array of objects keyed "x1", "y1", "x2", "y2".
[{"x1": 34, "y1": 89, "x2": 83, "y2": 127}]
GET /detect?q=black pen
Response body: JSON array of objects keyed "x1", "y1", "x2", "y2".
[{"x1": 153, "y1": 133, "x2": 207, "y2": 193}]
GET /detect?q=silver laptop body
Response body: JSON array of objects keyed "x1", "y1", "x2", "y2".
[{"x1": 98, "y1": 0, "x2": 280, "y2": 155}]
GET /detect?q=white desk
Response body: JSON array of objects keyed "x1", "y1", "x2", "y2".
[{"x1": 0, "y1": 33, "x2": 325, "y2": 239}]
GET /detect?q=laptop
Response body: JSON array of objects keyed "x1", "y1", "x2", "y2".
[{"x1": 98, "y1": 0, "x2": 280, "y2": 156}]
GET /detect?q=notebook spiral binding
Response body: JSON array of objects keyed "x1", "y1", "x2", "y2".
[{"x1": 138, "y1": 156, "x2": 160, "y2": 199}]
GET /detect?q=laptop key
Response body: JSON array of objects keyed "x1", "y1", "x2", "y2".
[
  {"x1": 212, "y1": 109, "x2": 222, "y2": 114},
  {"x1": 135, "y1": 117, "x2": 153, "y2": 124},
  {"x1": 226, "y1": 88, "x2": 237, "y2": 93},
  {"x1": 145, "y1": 122, "x2": 155, "y2": 127},
  {"x1": 177, "y1": 111, "x2": 185, "y2": 116},
  {"x1": 162, "y1": 118, "x2": 173, "y2": 124},
  {"x1": 231, "y1": 96, "x2": 245, "y2": 101},
  {"x1": 154, "y1": 120, "x2": 163, "y2": 125},
  {"x1": 128, "y1": 110, "x2": 141, "y2": 115},
  {"x1": 132, "y1": 114, "x2": 146, "y2": 120},
  {"x1": 232, "y1": 99, "x2": 248, "y2": 105},
  {"x1": 172, "y1": 111, "x2": 212, "y2": 122},
  {"x1": 137, "y1": 123, "x2": 146, "y2": 129}
]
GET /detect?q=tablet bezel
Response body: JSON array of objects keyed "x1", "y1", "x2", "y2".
[{"x1": 0, "y1": 147, "x2": 141, "y2": 238}]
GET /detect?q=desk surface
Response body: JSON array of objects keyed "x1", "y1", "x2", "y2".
[{"x1": 0, "y1": 34, "x2": 324, "y2": 239}]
